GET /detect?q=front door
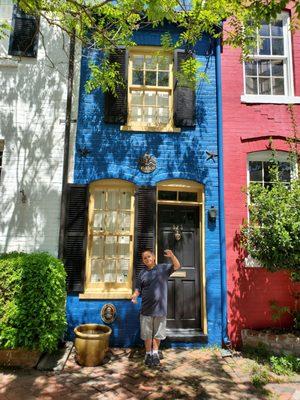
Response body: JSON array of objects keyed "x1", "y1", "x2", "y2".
[{"x1": 157, "y1": 205, "x2": 201, "y2": 330}]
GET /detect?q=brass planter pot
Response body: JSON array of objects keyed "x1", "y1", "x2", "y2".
[{"x1": 74, "y1": 324, "x2": 112, "y2": 367}]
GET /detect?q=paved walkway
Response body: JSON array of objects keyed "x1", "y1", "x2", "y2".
[{"x1": 0, "y1": 347, "x2": 299, "y2": 400}]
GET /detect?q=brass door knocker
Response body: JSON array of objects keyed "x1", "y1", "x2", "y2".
[{"x1": 172, "y1": 225, "x2": 183, "y2": 241}]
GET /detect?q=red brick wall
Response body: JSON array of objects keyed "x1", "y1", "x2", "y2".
[{"x1": 222, "y1": 6, "x2": 300, "y2": 347}]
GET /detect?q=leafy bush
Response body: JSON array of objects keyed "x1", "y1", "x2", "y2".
[
  {"x1": 241, "y1": 163, "x2": 300, "y2": 272},
  {"x1": 0, "y1": 252, "x2": 67, "y2": 352},
  {"x1": 243, "y1": 344, "x2": 300, "y2": 376},
  {"x1": 270, "y1": 355, "x2": 300, "y2": 375}
]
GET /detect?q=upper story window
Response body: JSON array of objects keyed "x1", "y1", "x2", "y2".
[
  {"x1": 127, "y1": 49, "x2": 174, "y2": 131},
  {"x1": 243, "y1": 12, "x2": 295, "y2": 100},
  {"x1": 8, "y1": 4, "x2": 39, "y2": 58},
  {"x1": 104, "y1": 47, "x2": 196, "y2": 131},
  {"x1": 84, "y1": 180, "x2": 135, "y2": 298}
]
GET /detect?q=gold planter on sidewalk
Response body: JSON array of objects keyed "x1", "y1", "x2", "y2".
[{"x1": 74, "y1": 324, "x2": 112, "y2": 367}]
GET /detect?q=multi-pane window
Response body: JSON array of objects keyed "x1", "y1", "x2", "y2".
[
  {"x1": 8, "y1": 4, "x2": 39, "y2": 58},
  {"x1": 248, "y1": 151, "x2": 297, "y2": 189},
  {"x1": 128, "y1": 49, "x2": 173, "y2": 129},
  {"x1": 87, "y1": 181, "x2": 135, "y2": 294},
  {"x1": 244, "y1": 13, "x2": 292, "y2": 96}
]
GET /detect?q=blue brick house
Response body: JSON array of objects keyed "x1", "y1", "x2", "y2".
[{"x1": 64, "y1": 24, "x2": 227, "y2": 348}]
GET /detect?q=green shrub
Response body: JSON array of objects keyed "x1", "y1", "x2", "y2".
[
  {"x1": 0, "y1": 252, "x2": 67, "y2": 352},
  {"x1": 241, "y1": 177, "x2": 300, "y2": 272},
  {"x1": 251, "y1": 365, "x2": 271, "y2": 387},
  {"x1": 270, "y1": 355, "x2": 300, "y2": 375}
]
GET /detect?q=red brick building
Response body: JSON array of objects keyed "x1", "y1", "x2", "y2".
[{"x1": 222, "y1": 4, "x2": 300, "y2": 346}]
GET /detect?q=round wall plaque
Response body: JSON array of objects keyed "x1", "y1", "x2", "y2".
[
  {"x1": 138, "y1": 153, "x2": 157, "y2": 173},
  {"x1": 100, "y1": 303, "x2": 116, "y2": 324}
]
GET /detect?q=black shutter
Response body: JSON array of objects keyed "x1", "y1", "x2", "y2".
[
  {"x1": 8, "y1": 5, "x2": 39, "y2": 58},
  {"x1": 174, "y1": 51, "x2": 196, "y2": 128},
  {"x1": 133, "y1": 187, "x2": 157, "y2": 283},
  {"x1": 63, "y1": 184, "x2": 89, "y2": 293},
  {"x1": 104, "y1": 49, "x2": 127, "y2": 124}
]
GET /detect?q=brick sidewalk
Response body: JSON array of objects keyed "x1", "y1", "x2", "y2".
[{"x1": 0, "y1": 348, "x2": 299, "y2": 399}]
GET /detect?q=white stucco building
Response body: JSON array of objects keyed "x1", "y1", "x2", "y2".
[{"x1": 0, "y1": 1, "x2": 80, "y2": 255}]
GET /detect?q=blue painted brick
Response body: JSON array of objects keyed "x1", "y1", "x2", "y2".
[{"x1": 69, "y1": 26, "x2": 223, "y2": 347}]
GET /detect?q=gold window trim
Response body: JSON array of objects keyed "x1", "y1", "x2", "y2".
[
  {"x1": 121, "y1": 46, "x2": 180, "y2": 133},
  {"x1": 80, "y1": 179, "x2": 135, "y2": 299}
]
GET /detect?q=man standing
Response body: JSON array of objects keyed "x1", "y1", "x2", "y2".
[{"x1": 131, "y1": 248, "x2": 181, "y2": 367}]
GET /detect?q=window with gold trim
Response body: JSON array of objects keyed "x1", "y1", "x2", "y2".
[
  {"x1": 83, "y1": 180, "x2": 135, "y2": 298},
  {"x1": 125, "y1": 47, "x2": 176, "y2": 132}
]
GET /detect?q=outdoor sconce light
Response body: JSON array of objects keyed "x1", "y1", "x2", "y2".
[
  {"x1": 101, "y1": 303, "x2": 116, "y2": 324},
  {"x1": 208, "y1": 206, "x2": 217, "y2": 222},
  {"x1": 172, "y1": 225, "x2": 183, "y2": 241}
]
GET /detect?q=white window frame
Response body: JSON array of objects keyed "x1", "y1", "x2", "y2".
[
  {"x1": 121, "y1": 46, "x2": 180, "y2": 133},
  {"x1": 241, "y1": 12, "x2": 300, "y2": 104},
  {"x1": 245, "y1": 150, "x2": 298, "y2": 267},
  {"x1": 80, "y1": 179, "x2": 135, "y2": 299},
  {"x1": 247, "y1": 150, "x2": 298, "y2": 185}
]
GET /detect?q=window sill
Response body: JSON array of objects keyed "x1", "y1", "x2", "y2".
[
  {"x1": 0, "y1": 58, "x2": 19, "y2": 68},
  {"x1": 241, "y1": 95, "x2": 300, "y2": 104},
  {"x1": 79, "y1": 289, "x2": 132, "y2": 300},
  {"x1": 121, "y1": 125, "x2": 181, "y2": 133}
]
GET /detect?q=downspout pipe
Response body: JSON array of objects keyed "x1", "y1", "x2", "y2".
[
  {"x1": 215, "y1": 36, "x2": 230, "y2": 346},
  {"x1": 58, "y1": 31, "x2": 76, "y2": 259}
]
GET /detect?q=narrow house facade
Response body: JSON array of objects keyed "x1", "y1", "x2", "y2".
[
  {"x1": 65, "y1": 24, "x2": 227, "y2": 347},
  {"x1": 0, "y1": 1, "x2": 80, "y2": 255},
  {"x1": 222, "y1": 4, "x2": 300, "y2": 346}
]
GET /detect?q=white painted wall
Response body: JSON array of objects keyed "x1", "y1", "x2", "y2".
[{"x1": 0, "y1": 1, "x2": 80, "y2": 255}]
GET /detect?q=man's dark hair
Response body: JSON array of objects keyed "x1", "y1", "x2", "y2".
[{"x1": 141, "y1": 248, "x2": 154, "y2": 257}]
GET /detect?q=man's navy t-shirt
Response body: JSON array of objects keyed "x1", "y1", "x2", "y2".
[{"x1": 135, "y1": 263, "x2": 174, "y2": 317}]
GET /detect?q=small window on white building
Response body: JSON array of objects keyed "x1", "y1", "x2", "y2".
[{"x1": 244, "y1": 12, "x2": 293, "y2": 97}]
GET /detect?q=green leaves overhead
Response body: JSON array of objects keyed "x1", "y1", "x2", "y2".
[{"x1": 9, "y1": 0, "x2": 300, "y2": 91}]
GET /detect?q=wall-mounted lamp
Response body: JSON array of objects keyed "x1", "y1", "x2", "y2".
[
  {"x1": 20, "y1": 189, "x2": 27, "y2": 204},
  {"x1": 208, "y1": 206, "x2": 217, "y2": 222}
]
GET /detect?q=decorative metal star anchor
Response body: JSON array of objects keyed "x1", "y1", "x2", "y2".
[
  {"x1": 78, "y1": 147, "x2": 90, "y2": 157},
  {"x1": 206, "y1": 151, "x2": 218, "y2": 162}
]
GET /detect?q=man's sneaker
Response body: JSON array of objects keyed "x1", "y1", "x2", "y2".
[
  {"x1": 144, "y1": 353, "x2": 152, "y2": 366},
  {"x1": 152, "y1": 352, "x2": 160, "y2": 366},
  {"x1": 158, "y1": 350, "x2": 164, "y2": 360}
]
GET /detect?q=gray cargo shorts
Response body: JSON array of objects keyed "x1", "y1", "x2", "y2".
[{"x1": 140, "y1": 314, "x2": 167, "y2": 340}]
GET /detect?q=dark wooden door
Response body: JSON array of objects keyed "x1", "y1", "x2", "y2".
[{"x1": 158, "y1": 205, "x2": 201, "y2": 329}]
